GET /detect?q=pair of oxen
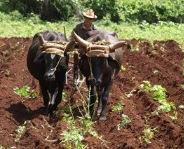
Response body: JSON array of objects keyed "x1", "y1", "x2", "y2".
[{"x1": 27, "y1": 30, "x2": 130, "y2": 121}]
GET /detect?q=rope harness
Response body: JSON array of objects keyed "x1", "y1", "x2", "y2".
[
  {"x1": 86, "y1": 40, "x2": 110, "y2": 58},
  {"x1": 39, "y1": 41, "x2": 67, "y2": 74},
  {"x1": 85, "y1": 41, "x2": 111, "y2": 87}
]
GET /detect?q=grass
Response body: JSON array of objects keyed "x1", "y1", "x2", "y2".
[{"x1": 0, "y1": 11, "x2": 184, "y2": 49}]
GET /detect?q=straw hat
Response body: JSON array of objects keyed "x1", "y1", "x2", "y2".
[{"x1": 82, "y1": 9, "x2": 97, "y2": 19}]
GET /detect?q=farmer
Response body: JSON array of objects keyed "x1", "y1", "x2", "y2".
[
  {"x1": 72, "y1": 9, "x2": 97, "y2": 40},
  {"x1": 69, "y1": 9, "x2": 97, "y2": 88}
]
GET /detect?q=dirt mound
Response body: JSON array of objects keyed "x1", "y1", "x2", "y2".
[{"x1": 0, "y1": 38, "x2": 184, "y2": 149}]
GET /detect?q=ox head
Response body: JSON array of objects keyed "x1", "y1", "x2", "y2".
[
  {"x1": 72, "y1": 32, "x2": 130, "y2": 86},
  {"x1": 33, "y1": 34, "x2": 71, "y2": 88}
]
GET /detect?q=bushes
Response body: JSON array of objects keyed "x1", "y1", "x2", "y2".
[
  {"x1": 41, "y1": 0, "x2": 80, "y2": 21},
  {"x1": 82, "y1": 0, "x2": 120, "y2": 22},
  {"x1": 1, "y1": 0, "x2": 184, "y2": 23},
  {"x1": 119, "y1": 0, "x2": 184, "y2": 23}
]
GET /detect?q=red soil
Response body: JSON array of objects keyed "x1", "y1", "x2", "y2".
[{"x1": 0, "y1": 37, "x2": 184, "y2": 149}]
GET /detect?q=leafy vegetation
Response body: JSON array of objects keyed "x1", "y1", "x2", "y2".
[
  {"x1": 14, "y1": 85, "x2": 37, "y2": 99},
  {"x1": 112, "y1": 102, "x2": 124, "y2": 113},
  {"x1": 0, "y1": 145, "x2": 6, "y2": 149},
  {"x1": 0, "y1": 11, "x2": 183, "y2": 49},
  {"x1": 2, "y1": 0, "x2": 184, "y2": 23},
  {"x1": 139, "y1": 125, "x2": 157, "y2": 144},
  {"x1": 15, "y1": 121, "x2": 27, "y2": 143},
  {"x1": 140, "y1": 81, "x2": 177, "y2": 119},
  {"x1": 61, "y1": 113, "x2": 85, "y2": 148},
  {"x1": 60, "y1": 109, "x2": 103, "y2": 148},
  {"x1": 120, "y1": 65, "x2": 126, "y2": 72},
  {"x1": 117, "y1": 114, "x2": 131, "y2": 130}
]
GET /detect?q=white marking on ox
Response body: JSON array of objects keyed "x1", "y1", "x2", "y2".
[
  {"x1": 48, "y1": 88, "x2": 58, "y2": 105},
  {"x1": 50, "y1": 54, "x2": 55, "y2": 60}
]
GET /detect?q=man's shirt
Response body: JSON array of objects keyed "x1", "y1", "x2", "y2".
[{"x1": 73, "y1": 23, "x2": 96, "y2": 40}]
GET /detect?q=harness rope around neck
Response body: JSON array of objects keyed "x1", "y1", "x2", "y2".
[{"x1": 40, "y1": 41, "x2": 67, "y2": 73}]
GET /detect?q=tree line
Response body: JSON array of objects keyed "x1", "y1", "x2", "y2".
[{"x1": 1, "y1": 0, "x2": 184, "y2": 23}]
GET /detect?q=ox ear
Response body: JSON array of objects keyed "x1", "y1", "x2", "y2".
[{"x1": 33, "y1": 52, "x2": 45, "y2": 63}]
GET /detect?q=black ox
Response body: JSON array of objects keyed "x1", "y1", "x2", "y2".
[
  {"x1": 72, "y1": 31, "x2": 130, "y2": 120},
  {"x1": 27, "y1": 31, "x2": 71, "y2": 116}
]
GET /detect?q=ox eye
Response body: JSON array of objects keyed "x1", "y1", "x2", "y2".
[{"x1": 50, "y1": 54, "x2": 55, "y2": 59}]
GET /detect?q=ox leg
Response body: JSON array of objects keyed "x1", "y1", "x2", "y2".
[
  {"x1": 47, "y1": 86, "x2": 63, "y2": 117},
  {"x1": 97, "y1": 87, "x2": 103, "y2": 116},
  {"x1": 88, "y1": 85, "x2": 97, "y2": 118},
  {"x1": 39, "y1": 81, "x2": 49, "y2": 108},
  {"x1": 99, "y1": 82, "x2": 112, "y2": 121},
  {"x1": 52, "y1": 88, "x2": 63, "y2": 111},
  {"x1": 73, "y1": 53, "x2": 82, "y2": 89}
]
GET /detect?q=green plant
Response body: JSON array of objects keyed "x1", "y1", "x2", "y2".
[
  {"x1": 112, "y1": 102, "x2": 124, "y2": 113},
  {"x1": 13, "y1": 85, "x2": 37, "y2": 99},
  {"x1": 140, "y1": 81, "x2": 177, "y2": 118},
  {"x1": 79, "y1": 114, "x2": 101, "y2": 139},
  {"x1": 62, "y1": 91, "x2": 68, "y2": 102},
  {"x1": 61, "y1": 126, "x2": 86, "y2": 149},
  {"x1": 60, "y1": 106, "x2": 106, "y2": 148},
  {"x1": 61, "y1": 113, "x2": 87, "y2": 149},
  {"x1": 0, "y1": 145, "x2": 6, "y2": 149},
  {"x1": 15, "y1": 121, "x2": 27, "y2": 143},
  {"x1": 120, "y1": 65, "x2": 126, "y2": 72},
  {"x1": 117, "y1": 114, "x2": 131, "y2": 130},
  {"x1": 180, "y1": 84, "x2": 184, "y2": 90},
  {"x1": 139, "y1": 125, "x2": 156, "y2": 144}
]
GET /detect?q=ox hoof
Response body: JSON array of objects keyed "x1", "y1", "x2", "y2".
[{"x1": 99, "y1": 115, "x2": 107, "y2": 121}]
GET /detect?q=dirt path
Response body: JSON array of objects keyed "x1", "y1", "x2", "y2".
[{"x1": 0, "y1": 38, "x2": 184, "y2": 149}]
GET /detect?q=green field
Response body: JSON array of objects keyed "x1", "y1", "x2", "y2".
[{"x1": 0, "y1": 11, "x2": 184, "y2": 48}]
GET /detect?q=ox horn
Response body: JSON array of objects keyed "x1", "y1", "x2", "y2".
[
  {"x1": 109, "y1": 41, "x2": 127, "y2": 52},
  {"x1": 38, "y1": 33, "x2": 46, "y2": 45},
  {"x1": 73, "y1": 32, "x2": 109, "y2": 50},
  {"x1": 72, "y1": 32, "x2": 90, "y2": 48},
  {"x1": 73, "y1": 31, "x2": 127, "y2": 52}
]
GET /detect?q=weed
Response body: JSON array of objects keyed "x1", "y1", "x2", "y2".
[
  {"x1": 139, "y1": 125, "x2": 156, "y2": 144},
  {"x1": 14, "y1": 85, "x2": 37, "y2": 100},
  {"x1": 180, "y1": 84, "x2": 184, "y2": 90},
  {"x1": 62, "y1": 91, "x2": 68, "y2": 102},
  {"x1": 117, "y1": 114, "x2": 131, "y2": 130},
  {"x1": 61, "y1": 113, "x2": 87, "y2": 149},
  {"x1": 120, "y1": 65, "x2": 126, "y2": 72},
  {"x1": 15, "y1": 121, "x2": 27, "y2": 143},
  {"x1": 0, "y1": 145, "x2": 5, "y2": 149},
  {"x1": 60, "y1": 107, "x2": 106, "y2": 148},
  {"x1": 61, "y1": 126, "x2": 86, "y2": 149},
  {"x1": 140, "y1": 81, "x2": 177, "y2": 118},
  {"x1": 79, "y1": 114, "x2": 100, "y2": 139},
  {"x1": 112, "y1": 102, "x2": 124, "y2": 113}
]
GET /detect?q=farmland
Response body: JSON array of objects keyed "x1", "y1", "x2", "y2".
[
  {"x1": 0, "y1": 37, "x2": 184, "y2": 148},
  {"x1": 1, "y1": 1, "x2": 184, "y2": 148}
]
